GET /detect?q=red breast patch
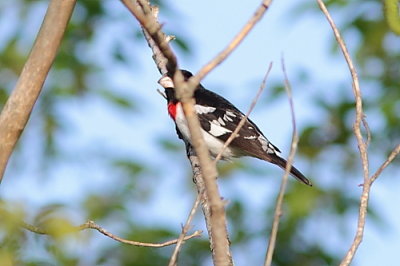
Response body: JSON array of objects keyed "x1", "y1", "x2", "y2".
[{"x1": 168, "y1": 102, "x2": 177, "y2": 119}]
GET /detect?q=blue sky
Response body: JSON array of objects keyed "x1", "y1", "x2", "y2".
[{"x1": 1, "y1": 0, "x2": 399, "y2": 265}]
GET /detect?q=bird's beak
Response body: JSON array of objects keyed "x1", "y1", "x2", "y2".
[{"x1": 158, "y1": 75, "x2": 174, "y2": 88}]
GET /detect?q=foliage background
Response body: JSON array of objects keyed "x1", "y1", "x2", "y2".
[{"x1": 0, "y1": 0, "x2": 399, "y2": 265}]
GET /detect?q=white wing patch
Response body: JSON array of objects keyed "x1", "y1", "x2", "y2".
[
  {"x1": 244, "y1": 135, "x2": 257, "y2": 140},
  {"x1": 223, "y1": 111, "x2": 236, "y2": 122},
  {"x1": 195, "y1": 105, "x2": 216, "y2": 114},
  {"x1": 209, "y1": 122, "x2": 232, "y2": 136},
  {"x1": 226, "y1": 111, "x2": 236, "y2": 117},
  {"x1": 258, "y1": 135, "x2": 279, "y2": 154},
  {"x1": 211, "y1": 117, "x2": 227, "y2": 127}
]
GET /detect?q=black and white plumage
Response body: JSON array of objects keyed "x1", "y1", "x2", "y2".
[{"x1": 159, "y1": 70, "x2": 312, "y2": 186}]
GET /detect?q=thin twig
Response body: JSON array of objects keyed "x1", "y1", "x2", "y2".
[
  {"x1": 214, "y1": 62, "x2": 273, "y2": 163},
  {"x1": 169, "y1": 195, "x2": 201, "y2": 266},
  {"x1": 157, "y1": 88, "x2": 167, "y2": 99},
  {"x1": 0, "y1": 0, "x2": 77, "y2": 183},
  {"x1": 370, "y1": 144, "x2": 400, "y2": 184},
  {"x1": 317, "y1": 0, "x2": 368, "y2": 172},
  {"x1": 189, "y1": 0, "x2": 273, "y2": 90},
  {"x1": 318, "y1": 1, "x2": 400, "y2": 264},
  {"x1": 317, "y1": 1, "x2": 371, "y2": 265},
  {"x1": 264, "y1": 56, "x2": 298, "y2": 266},
  {"x1": 83, "y1": 221, "x2": 201, "y2": 248},
  {"x1": 120, "y1": 0, "x2": 177, "y2": 74},
  {"x1": 20, "y1": 220, "x2": 201, "y2": 247}
]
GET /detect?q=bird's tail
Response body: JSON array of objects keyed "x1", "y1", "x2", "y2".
[{"x1": 270, "y1": 155, "x2": 312, "y2": 186}]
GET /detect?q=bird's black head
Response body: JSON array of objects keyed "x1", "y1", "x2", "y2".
[
  {"x1": 158, "y1": 69, "x2": 198, "y2": 103},
  {"x1": 159, "y1": 69, "x2": 194, "y2": 88},
  {"x1": 165, "y1": 69, "x2": 194, "y2": 81},
  {"x1": 179, "y1": 70, "x2": 194, "y2": 81},
  {"x1": 164, "y1": 87, "x2": 176, "y2": 103}
]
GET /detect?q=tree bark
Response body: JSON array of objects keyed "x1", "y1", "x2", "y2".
[{"x1": 0, "y1": 0, "x2": 77, "y2": 183}]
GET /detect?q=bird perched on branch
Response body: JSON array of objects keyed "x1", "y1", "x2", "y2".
[{"x1": 158, "y1": 70, "x2": 312, "y2": 186}]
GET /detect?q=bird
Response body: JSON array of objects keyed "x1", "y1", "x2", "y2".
[{"x1": 158, "y1": 70, "x2": 312, "y2": 186}]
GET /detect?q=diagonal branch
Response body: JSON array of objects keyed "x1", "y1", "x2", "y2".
[
  {"x1": 178, "y1": 98, "x2": 232, "y2": 266},
  {"x1": 317, "y1": 1, "x2": 368, "y2": 264},
  {"x1": 168, "y1": 194, "x2": 201, "y2": 266},
  {"x1": 264, "y1": 56, "x2": 299, "y2": 266},
  {"x1": 189, "y1": 0, "x2": 273, "y2": 90},
  {"x1": 171, "y1": 2, "x2": 275, "y2": 261},
  {"x1": 0, "y1": 0, "x2": 77, "y2": 184},
  {"x1": 121, "y1": 1, "x2": 232, "y2": 264},
  {"x1": 120, "y1": 0, "x2": 177, "y2": 74},
  {"x1": 181, "y1": 2, "x2": 275, "y2": 263},
  {"x1": 122, "y1": 1, "x2": 275, "y2": 265},
  {"x1": 214, "y1": 62, "x2": 273, "y2": 163},
  {"x1": 317, "y1": 2, "x2": 369, "y2": 265},
  {"x1": 21, "y1": 220, "x2": 201, "y2": 248},
  {"x1": 318, "y1": 1, "x2": 400, "y2": 265},
  {"x1": 370, "y1": 144, "x2": 400, "y2": 184},
  {"x1": 317, "y1": 0, "x2": 369, "y2": 177}
]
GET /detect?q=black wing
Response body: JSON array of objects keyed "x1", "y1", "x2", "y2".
[
  {"x1": 196, "y1": 104, "x2": 280, "y2": 159},
  {"x1": 194, "y1": 88, "x2": 280, "y2": 158},
  {"x1": 195, "y1": 89, "x2": 312, "y2": 186}
]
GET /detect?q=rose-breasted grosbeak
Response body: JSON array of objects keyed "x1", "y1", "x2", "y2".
[{"x1": 159, "y1": 70, "x2": 311, "y2": 186}]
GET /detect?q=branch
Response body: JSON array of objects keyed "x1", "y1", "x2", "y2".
[
  {"x1": 20, "y1": 220, "x2": 201, "y2": 248},
  {"x1": 186, "y1": 141, "x2": 220, "y2": 262},
  {"x1": 123, "y1": 1, "x2": 275, "y2": 264},
  {"x1": 121, "y1": 1, "x2": 232, "y2": 264},
  {"x1": 317, "y1": 0, "x2": 369, "y2": 174},
  {"x1": 0, "y1": 0, "x2": 77, "y2": 183},
  {"x1": 178, "y1": 96, "x2": 232, "y2": 266},
  {"x1": 214, "y1": 62, "x2": 273, "y2": 163},
  {"x1": 169, "y1": 194, "x2": 201, "y2": 266},
  {"x1": 264, "y1": 56, "x2": 299, "y2": 266},
  {"x1": 318, "y1": 1, "x2": 400, "y2": 265},
  {"x1": 120, "y1": 0, "x2": 177, "y2": 74},
  {"x1": 189, "y1": 0, "x2": 273, "y2": 90},
  {"x1": 317, "y1": 2, "x2": 368, "y2": 265},
  {"x1": 171, "y1": 1, "x2": 275, "y2": 261},
  {"x1": 370, "y1": 144, "x2": 400, "y2": 184}
]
